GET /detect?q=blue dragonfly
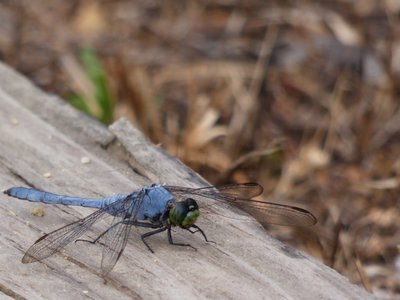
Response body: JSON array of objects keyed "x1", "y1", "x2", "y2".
[{"x1": 3, "y1": 183, "x2": 316, "y2": 276}]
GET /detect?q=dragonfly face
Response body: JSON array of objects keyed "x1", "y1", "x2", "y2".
[{"x1": 169, "y1": 198, "x2": 200, "y2": 229}]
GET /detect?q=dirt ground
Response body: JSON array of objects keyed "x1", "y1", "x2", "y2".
[{"x1": 0, "y1": 1, "x2": 399, "y2": 297}]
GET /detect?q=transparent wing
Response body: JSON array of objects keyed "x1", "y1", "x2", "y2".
[
  {"x1": 100, "y1": 190, "x2": 146, "y2": 276},
  {"x1": 166, "y1": 183, "x2": 263, "y2": 201},
  {"x1": 165, "y1": 183, "x2": 316, "y2": 227},
  {"x1": 22, "y1": 195, "x2": 130, "y2": 264},
  {"x1": 22, "y1": 208, "x2": 109, "y2": 263},
  {"x1": 100, "y1": 218, "x2": 132, "y2": 276},
  {"x1": 234, "y1": 199, "x2": 317, "y2": 226}
]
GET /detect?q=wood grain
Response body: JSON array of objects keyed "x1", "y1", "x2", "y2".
[{"x1": 0, "y1": 62, "x2": 372, "y2": 299}]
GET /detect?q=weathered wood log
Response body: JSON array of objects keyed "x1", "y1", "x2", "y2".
[{"x1": 0, "y1": 62, "x2": 372, "y2": 299}]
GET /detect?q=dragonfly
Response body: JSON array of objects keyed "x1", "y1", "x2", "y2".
[{"x1": 3, "y1": 183, "x2": 316, "y2": 276}]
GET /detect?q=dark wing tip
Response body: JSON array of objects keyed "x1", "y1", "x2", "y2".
[
  {"x1": 310, "y1": 213, "x2": 318, "y2": 225},
  {"x1": 302, "y1": 214, "x2": 317, "y2": 227},
  {"x1": 290, "y1": 206, "x2": 318, "y2": 226},
  {"x1": 295, "y1": 206, "x2": 317, "y2": 226},
  {"x1": 21, "y1": 254, "x2": 36, "y2": 264},
  {"x1": 243, "y1": 182, "x2": 263, "y2": 189},
  {"x1": 248, "y1": 182, "x2": 264, "y2": 194},
  {"x1": 247, "y1": 201, "x2": 318, "y2": 227},
  {"x1": 216, "y1": 182, "x2": 264, "y2": 199}
]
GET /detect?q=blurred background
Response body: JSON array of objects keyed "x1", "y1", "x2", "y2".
[{"x1": 0, "y1": 0, "x2": 399, "y2": 297}]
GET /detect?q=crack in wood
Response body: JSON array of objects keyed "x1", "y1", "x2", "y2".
[
  {"x1": 127, "y1": 163, "x2": 147, "y2": 178},
  {"x1": 102, "y1": 277, "x2": 141, "y2": 300},
  {"x1": 0, "y1": 282, "x2": 27, "y2": 300},
  {"x1": 98, "y1": 135, "x2": 117, "y2": 150},
  {"x1": 60, "y1": 256, "x2": 141, "y2": 299},
  {"x1": 5, "y1": 168, "x2": 37, "y2": 189}
]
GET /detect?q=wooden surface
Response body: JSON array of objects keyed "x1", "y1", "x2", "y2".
[{"x1": 0, "y1": 62, "x2": 373, "y2": 300}]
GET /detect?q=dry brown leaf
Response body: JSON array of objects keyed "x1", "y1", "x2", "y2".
[
  {"x1": 325, "y1": 12, "x2": 361, "y2": 46},
  {"x1": 365, "y1": 177, "x2": 400, "y2": 190},
  {"x1": 276, "y1": 144, "x2": 330, "y2": 195},
  {"x1": 72, "y1": 0, "x2": 106, "y2": 39},
  {"x1": 184, "y1": 108, "x2": 227, "y2": 149}
]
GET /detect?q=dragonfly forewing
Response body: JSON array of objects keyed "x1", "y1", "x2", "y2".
[
  {"x1": 235, "y1": 200, "x2": 317, "y2": 226},
  {"x1": 166, "y1": 183, "x2": 316, "y2": 227},
  {"x1": 166, "y1": 183, "x2": 263, "y2": 202}
]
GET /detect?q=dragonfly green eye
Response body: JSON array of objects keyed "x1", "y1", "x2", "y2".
[{"x1": 169, "y1": 198, "x2": 200, "y2": 228}]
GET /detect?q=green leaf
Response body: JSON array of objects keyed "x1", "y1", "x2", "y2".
[{"x1": 68, "y1": 47, "x2": 114, "y2": 124}]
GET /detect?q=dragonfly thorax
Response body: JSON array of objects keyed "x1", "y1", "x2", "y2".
[{"x1": 169, "y1": 198, "x2": 199, "y2": 228}]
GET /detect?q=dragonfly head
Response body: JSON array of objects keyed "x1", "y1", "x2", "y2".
[{"x1": 169, "y1": 198, "x2": 199, "y2": 228}]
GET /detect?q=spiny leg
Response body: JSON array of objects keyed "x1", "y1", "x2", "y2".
[
  {"x1": 75, "y1": 220, "x2": 162, "y2": 245},
  {"x1": 125, "y1": 220, "x2": 168, "y2": 253},
  {"x1": 75, "y1": 221, "x2": 123, "y2": 245},
  {"x1": 187, "y1": 224, "x2": 216, "y2": 244},
  {"x1": 124, "y1": 220, "x2": 163, "y2": 229},
  {"x1": 140, "y1": 227, "x2": 168, "y2": 253},
  {"x1": 167, "y1": 227, "x2": 197, "y2": 251}
]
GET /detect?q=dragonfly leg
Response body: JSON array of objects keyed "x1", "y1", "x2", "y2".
[
  {"x1": 187, "y1": 225, "x2": 216, "y2": 244},
  {"x1": 75, "y1": 221, "x2": 123, "y2": 244},
  {"x1": 167, "y1": 227, "x2": 197, "y2": 251},
  {"x1": 75, "y1": 220, "x2": 163, "y2": 245},
  {"x1": 122, "y1": 220, "x2": 169, "y2": 253},
  {"x1": 123, "y1": 220, "x2": 163, "y2": 229},
  {"x1": 140, "y1": 226, "x2": 168, "y2": 253}
]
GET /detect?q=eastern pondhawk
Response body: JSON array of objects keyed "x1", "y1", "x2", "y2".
[{"x1": 3, "y1": 183, "x2": 316, "y2": 276}]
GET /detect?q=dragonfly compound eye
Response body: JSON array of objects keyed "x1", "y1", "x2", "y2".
[
  {"x1": 169, "y1": 198, "x2": 200, "y2": 228},
  {"x1": 186, "y1": 198, "x2": 199, "y2": 211}
]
